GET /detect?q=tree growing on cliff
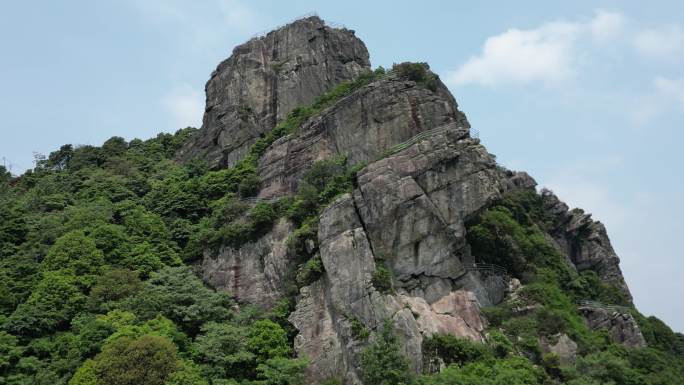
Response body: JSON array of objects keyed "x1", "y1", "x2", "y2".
[{"x1": 360, "y1": 321, "x2": 412, "y2": 385}]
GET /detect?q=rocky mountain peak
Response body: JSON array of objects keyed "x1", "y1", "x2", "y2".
[
  {"x1": 177, "y1": 15, "x2": 371, "y2": 168},
  {"x1": 186, "y1": 16, "x2": 641, "y2": 384}
]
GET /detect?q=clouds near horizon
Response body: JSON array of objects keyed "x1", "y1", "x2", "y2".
[{"x1": 446, "y1": 10, "x2": 625, "y2": 87}]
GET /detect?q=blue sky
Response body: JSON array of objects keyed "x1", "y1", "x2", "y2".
[{"x1": 1, "y1": 1, "x2": 683, "y2": 331}]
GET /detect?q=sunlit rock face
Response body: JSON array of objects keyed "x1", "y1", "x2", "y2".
[
  {"x1": 189, "y1": 15, "x2": 641, "y2": 385},
  {"x1": 177, "y1": 16, "x2": 370, "y2": 169}
]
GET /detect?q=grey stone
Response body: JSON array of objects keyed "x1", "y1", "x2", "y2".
[
  {"x1": 541, "y1": 189, "x2": 633, "y2": 302},
  {"x1": 580, "y1": 306, "x2": 647, "y2": 348},
  {"x1": 540, "y1": 334, "x2": 578, "y2": 364},
  {"x1": 201, "y1": 218, "x2": 293, "y2": 308},
  {"x1": 177, "y1": 16, "x2": 370, "y2": 168},
  {"x1": 187, "y1": 16, "x2": 642, "y2": 384},
  {"x1": 256, "y1": 73, "x2": 469, "y2": 199}
]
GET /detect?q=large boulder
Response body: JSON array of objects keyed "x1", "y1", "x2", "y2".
[{"x1": 579, "y1": 305, "x2": 647, "y2": 348}]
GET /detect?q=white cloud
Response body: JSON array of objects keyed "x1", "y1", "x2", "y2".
[
  {"x1": 161, "y1": 85, "x2": 203, "y2": 128},
  {"x1": 447, "y1": 22, "x2": 580, "y2": 87},
  {"x1": 654, "y1": 76, "x2": 684, "y2": 106},
  {"x1": 631, "y1": 76, "x2": 684, "y2": 125},
  {"x1": 447, "y1": 10, "x2": 625, "y2": 87},
  {"x1": 634, "y1": 25, "x2": 684, "y2": 58},
  {"x1": 589, "y1": 10, "x2": 626, "y2": 42}
]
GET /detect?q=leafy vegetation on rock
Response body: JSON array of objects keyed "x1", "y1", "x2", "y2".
[
  {"x1": 0, "y1": 128, "x2": 310, "y2": 385},
  {"x1": 392, "y1": 62, "x2": 440, "y2": 92}
]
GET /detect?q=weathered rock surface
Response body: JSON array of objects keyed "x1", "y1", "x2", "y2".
[
  {"x1": 189, "y1": 16, "x2": 642, "y2": 384},
  {"x1": 178, "y1": 16, "x2": 370, "y2": 168},
  {"x1": 257, "y1": 73, "x2": 469, "y2": 199},
  {"x1": 541, "y1": 189, "x2": 633, "y2": 302},
  {"x1": 540, "y1": 333, "x2": 578, "y2": 364},
  {"x1": 579, "y1": 306, "x2": 647, "y2": 348},
  {"x1": 290, "y1": 194, "x2": 493, "y2": 383},
  {"x1": 352, "y1": 126, "x2": 511, "y2": 302},
  {"x1": 201, "y1": 218, "x2": 293, "y2": 308}
]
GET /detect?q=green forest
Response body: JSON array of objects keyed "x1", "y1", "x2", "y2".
[{"x1": 1, "y1": 70, "x2": 683, "y2": 385}]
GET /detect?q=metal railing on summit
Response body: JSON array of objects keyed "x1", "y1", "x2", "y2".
[{"x1": 250, "y1": 12, "x2": 320, "y2": 40}]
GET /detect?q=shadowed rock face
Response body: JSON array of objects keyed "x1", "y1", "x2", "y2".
[
  {"x1": 580, "y1": 307, "x2": 646, "y2": 347},
  {"x1": 177, "y1": 16, "x2": 370, "y2": 169},
  {"x1": 541, "y1": 190, "x2": 633, "y2": 302}
]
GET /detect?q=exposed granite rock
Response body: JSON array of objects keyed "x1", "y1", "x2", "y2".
[
  {"x1": 257, "y1": 73, "x2": 469, "y2": 199},
  {"x1": 540, "y1": 333, "x2": 578, "y2": 364},
  {"x1": 579, "y1": 306, "x2": 647, "y2": 348},
  {"x1": 290, "y1": 194, "x2": 408, "y2": 384},
  {"x1": 178, "y1": 16, "x2": 370, "y2": 168},
  {"x1": 289, "y1": 121, "x2": 515, "y2": 383},
  {"x1": 541, "y1": 189, "x2": 632, "y2": 302},
  {"x1": 201, "y1": 218, "x2": 293, "y2": 308},
  {"x1": 401, "y1": 290, "x2": 485, "y2": 341},
  {"x1": 187, "y1": 16, "x2": 642, "y2": 385},
  {"x1": 352, "y1": 126, "x2": 511, "y2": 302}
]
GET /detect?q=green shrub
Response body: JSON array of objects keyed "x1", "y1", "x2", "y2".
[
  {"x1": 238, "y1": 173, "x2": 261, "y2": 197},
  {"x1": 360, "y1": 320, "x2": 412, "y2": 385},
  {"x1": 256, "y1": 357, "x2": 308, "y2": 385},
  {"x1": 419, "y1": 356, "x2": 546, "y2": 385},
  {"x1": 487, "y1": 330, "x2": 514, "y2": 358},
  {"x1": 248, "y1": 320, "x2": 292, "y2": 361},
  {"x1": 350, "y1": 317, "x2": 369, "y2": 341},
  {"x1": 541, "y1": 353, "x2": 562, "y2": 378},
  {"x1": 295, "y1": 255, "x2": 324, "y2": 287},
  {"x1": 287, "y1": 218, "x2": 319, "y2": 257},
  {"x1": 423, "y1": 334, "x2": 490, "y2": 366},
  {"x1": 393, "y1": 62, "x2": 439, "y2": 92},
  {"x1": 371, "y1": 264, "x2": 393, "y2": 294},
  {"x1": 250, "y1": 202, "x2": 277, "y2": 232},
  {"x1": 93, "y1": 334, "x2": 179, "y2": 385}
]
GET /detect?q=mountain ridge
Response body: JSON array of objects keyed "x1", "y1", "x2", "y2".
[{"x1": 0, "y1": 14, "x2": 682, "y2": 385}]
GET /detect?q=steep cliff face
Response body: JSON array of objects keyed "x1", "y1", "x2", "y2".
[
  {"x1": 177, "y1": 16, "x2": 370, "y2": 169},
  {"x1": 541, "y1": 190, "x2": 632, "y2": 301},
  {"x1": 188, "y1": 16, "x2": 642, "y2": 384}
]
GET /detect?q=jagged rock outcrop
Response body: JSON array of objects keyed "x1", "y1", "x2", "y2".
[
  {"x1": 178, "y1": 16, "x2": 370, "y2": 168},
  {"x1": 289, "y1": 192, "x2": 491, "y2": 383},
  {"x1": 201, "y1": 218, "x2": 293, "y2": 308},
  {"x1": 257, "y1": 71, "x2": 469, "y2": 199},
  {"x1": 189, "y1": 15, "x2": 642, "y2": 384},
  {"x1": 541, "y1": 189, "x2": 632, "y2": 302},
  {"x1": 540, "y1": 333, "x2": 578, "y2": 364},
  {"x1": 579, "y1": 306, "x2": 647, "y2": 348},
  {"x1": 287, "y1": 125, "x2": 529, "y2": 382}
]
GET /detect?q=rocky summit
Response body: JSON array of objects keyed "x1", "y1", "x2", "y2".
[
  {"x1": 187, "y1": 16, "x2": 639, "y2": 384},
  {"x1": 2, "y1": 14, "x2": 683, "y2": 385}
]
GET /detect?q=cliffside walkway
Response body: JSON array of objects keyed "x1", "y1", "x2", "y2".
[
  {"x1": 240, "y1": 196, "x2": 281, "y2": 205},
  {"x1": 381, "y1": 122, "x2": 469, "y2": 158},
  {"x1": 578, "y1": 300, "x2": 630, "y2": 313},
  {"x1": 464, "y1": 262, "x2": 509, "y2": 277}
]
